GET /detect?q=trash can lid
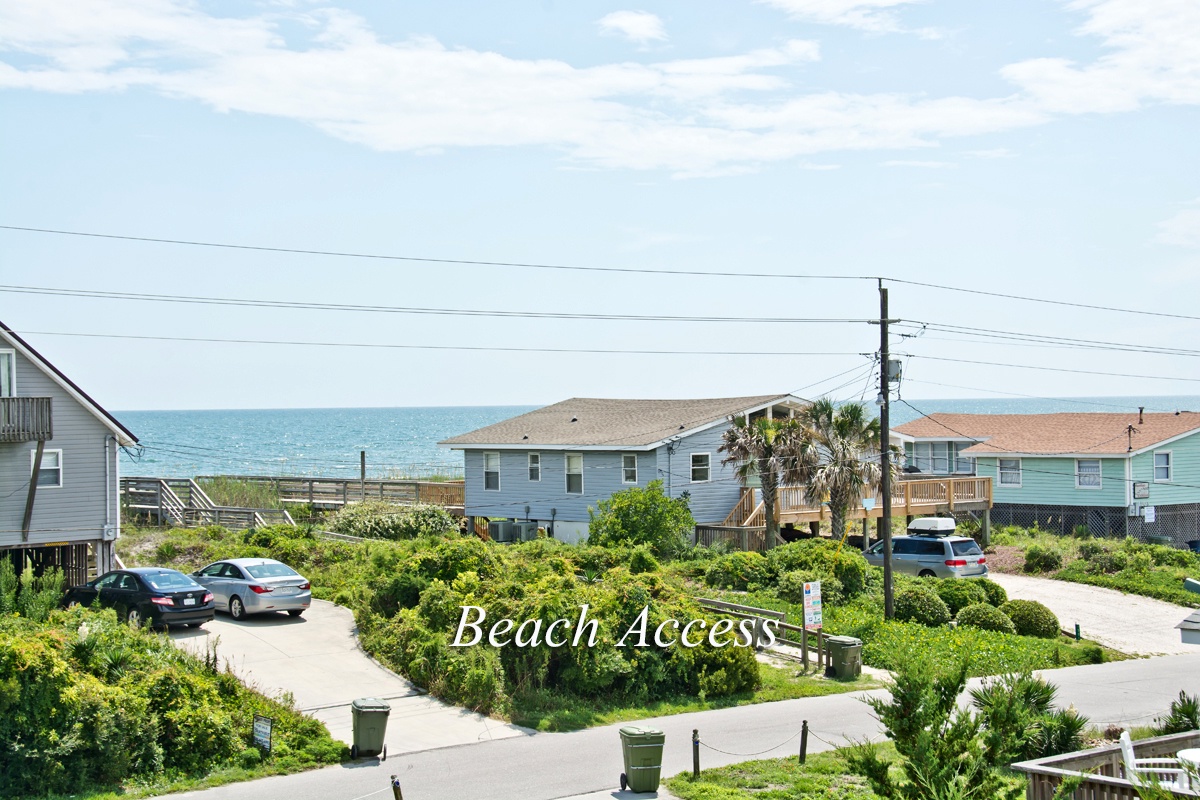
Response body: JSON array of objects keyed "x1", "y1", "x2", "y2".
[
  {"x1": 620, "y1": 725, "x2": 664, "y2": 739},
  {"x1": 825, "y1": 635, "x2": 863, "y2": 646},
  {"x1": 352, "y1": 697, "x2": 392, "y2": 712}
]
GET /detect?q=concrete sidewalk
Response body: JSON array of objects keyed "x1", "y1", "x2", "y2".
[
  {"x1": 988, "y1": 572, "x2": 1194, "y2": 656},
  {"x1": 170, "y1": 599, "x2": 530, "y2": 755}
]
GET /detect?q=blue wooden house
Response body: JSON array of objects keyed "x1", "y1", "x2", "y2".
[
  {"x1": 439, "y1": 395, "x2": 808, "y2": 543},
  {"x1": 893, "y1": 410, "x2": 1200, "y2": 543}
]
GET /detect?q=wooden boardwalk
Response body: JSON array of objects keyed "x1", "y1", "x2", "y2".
[{"x1": 194, "y1": 475, "x2": 464, "y2": 511}]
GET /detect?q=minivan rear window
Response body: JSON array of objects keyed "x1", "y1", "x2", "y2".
[{"x1": 951, "y1": 540, "x2": 982, "y2": 556}]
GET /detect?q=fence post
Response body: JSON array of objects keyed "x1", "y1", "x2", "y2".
[
  {"x1": 390, "y1": 774, "x2": 404, "y2": 800},
  {"x1": 801, "y1": 627, "x2": 808, "y2": 674},
  {"x1": 817, "y1": 630, "x2": 824, "y2": 673},
  {"x1": 360, "y1": 450, "x2": 366, "y2": 502},
  {"x1": 799, "y1": 720, "x2": 808, "y2": 764},
  {"x1": 693, "y1": 729, "x2": 700, "y2": 778}
]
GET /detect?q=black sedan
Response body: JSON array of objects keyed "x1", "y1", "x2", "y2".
[{"x1": 63, "y1": 567, "x2": 215, "y2": 629}]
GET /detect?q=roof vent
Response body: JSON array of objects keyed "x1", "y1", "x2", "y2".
[{"x1": 1139, "y1": 406, "x2": 1145, "y2": 424}]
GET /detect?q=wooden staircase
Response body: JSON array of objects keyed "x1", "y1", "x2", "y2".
[{"x1": 121, "y1": 477, "x2": 295, "y2": 528}]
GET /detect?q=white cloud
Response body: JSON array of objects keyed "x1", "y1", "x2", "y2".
[
  {"x1": 883, "y1": 159, "x2": 954, "y2": 168},
  {"x1": 597, "y1": 10, "x2": 667, "y2": 45},
  {"x1": 1156, "y1": 204, "x2": 1200, "y2": 248},
  {"x1": 759, "y1": 0, "x2": 925, "y2": 33}
]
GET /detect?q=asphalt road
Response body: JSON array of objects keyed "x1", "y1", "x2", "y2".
[{"x1": 165, "y1": 651, "x2": 1200, "y2": 800}]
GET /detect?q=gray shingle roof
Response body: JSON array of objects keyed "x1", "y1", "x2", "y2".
[{"x1": 440, "y1": 395, "x2": 794, "y2": 449}]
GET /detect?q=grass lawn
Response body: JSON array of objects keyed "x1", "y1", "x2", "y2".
[
  {"x1": 665, "y1": 744, "x2": 890, "y2": 800},
  {"x1": 512, "y1": 662, "x2": 881, "y2": 731}
]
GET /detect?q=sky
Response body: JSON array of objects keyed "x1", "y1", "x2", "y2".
[{"x1": 1, "y1": 0, "x2": 1198, "y2": 411}]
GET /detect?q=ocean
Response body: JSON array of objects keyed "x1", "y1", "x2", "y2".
[{"x1": 116, "y1": 395, "x2": 1200, "y2": 480}]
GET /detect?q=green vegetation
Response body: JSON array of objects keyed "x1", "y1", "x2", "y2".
[
  {"x1": 667, "y1": 745, "x2": 891, "y2": 800},
  {"x1": 893, "y1": 584, "x2": 951, "y2": 627},
  {"x1": 586, "y1": 479, "x2": 694, "y2": 558},
  {"x1": 991, "y1": 526, "x2": 1200, "y2": 607},
  {"x1": 934, "y1": 578, "x2": 988, "y2": 616},
  {"x1": 956, "y1": 603, "x2": 1016, "y2": 634},
  {"x1": 329, "y1": 500, "x2": 458, "y2": 539},
  {"x1": 0, "y1": 606, "x2": 342, "y2": 799},
  {"x1": 998, "y1": 600, "x2": 1061, "y2": 639},
  {"x1": 1152, "y1": 691, "x2": 1200, "y2": 736},
  {"x1": 195, "y1": 477, "x2": 283, "y2": 509}
]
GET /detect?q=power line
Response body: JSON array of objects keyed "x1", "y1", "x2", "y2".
[
  {"x1": 901, "y1": 353, "x2": 1200, "y2": 384},
  {"x1": 14, "y1": 328, "x2": 871, "y2": 358},
  {"x1": 899, "y1": 379, "x2": 1186, "y2": 413},
  {"x1": 0, "y1": 284, "x2": 873, "y2": 325},
  {"x1": 896, "y1": 321, "x2": 1200, "y2": 358},
  {"x1": 0, "y1": 225, "x2": 871, "y2": 282}
]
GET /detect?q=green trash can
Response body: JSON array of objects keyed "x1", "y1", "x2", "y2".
[
  {"x1": 619, "y1": 725, "x2": 665, "y2": 793},
  {"x1": 824, "y1": 635, "x2": 863, "y2": 680},
  {"x1": 350, "y1": 697, "x2": 391, "y2": 760}
]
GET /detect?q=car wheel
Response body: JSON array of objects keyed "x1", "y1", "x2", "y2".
[
  {"x1": 127, "y1": 607, "x2": 144, "y2": 628},
  {"x1": 287, "y1": 609, "x2": 304, "y2": 618},
  {"x1": 918, "y1": 569, "x2": 936, "y2": 578},
  {"x1": 230, "y1": 596, "x2": 246, "y2": 620}
]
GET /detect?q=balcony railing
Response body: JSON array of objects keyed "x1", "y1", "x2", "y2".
[
  {"x1": 1013, "y1": 730, "x2": 1200, "y2": 799},
  {"x1": 0, "y1": 396, "x2": 52, "y2": 442}
]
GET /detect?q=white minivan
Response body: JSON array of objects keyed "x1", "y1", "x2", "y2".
[{"x1": 864, "y1": 517, "x2": 988, "y2": 579}]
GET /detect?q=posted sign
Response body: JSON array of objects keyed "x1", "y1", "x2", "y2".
[
  {"x1": 253, "y1": 715, "x2": 273, "y2": 753},
  {"x1": 803, "y1": 581, "x2": 823, "y2": 631}
]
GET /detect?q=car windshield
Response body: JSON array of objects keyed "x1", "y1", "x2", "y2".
[
  {"x1": 951, "y1": 540, "x2": 983, "y2": 556},
  {"x1": 245, "y1": 563, "x2": 299, "y2": 579},
  {"x1": 142, "y1": 571, "x2": 197, "y2": 590}
]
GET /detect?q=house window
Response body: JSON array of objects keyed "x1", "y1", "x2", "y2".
[
  {"x1": 954, "y1": 443, "x2": 975, "y2": 474},
  {"x1": 0, "y1": 350, "x2": 14, "y2": 397},
  {"x1": 622, "y1": 454, "x2": 638, "y2": 484},
  {"x1": 1154, "y1": 452, "x2": 1171, "y2": 482},
  {"x1": 691, "y1": 453, "x2": 711, "y2": 483},
  {"x1": 998, "y1": 458, "x2": 1022, "y2": 487},
  {"x1": 483, "y1": 452, "x2": 500, "y2": 491},
  {"x1": 1076, "y1": 459, "x2": 1102, "y2": 489},
  {"x1": 528, "y1": 453, "x2": 541, "y2": 482},
  {"x1": 565, "y1": 453, "x2": 583, "y2": 494},
  {"x1": 32, "y1": 448, "x2": 62, "y2": 488},
  {"x1": 912, "y1": 442, "x2": 956, "y2": 473}
]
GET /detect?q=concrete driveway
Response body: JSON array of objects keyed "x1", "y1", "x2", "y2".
[
  {"x1": 988, "y1": 572, "x2": 1195, "y2": 656},
  {"x1": 170, "y1": 599, "x2": 529, "y2": 754}
]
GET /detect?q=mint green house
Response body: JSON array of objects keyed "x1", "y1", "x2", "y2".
[{"x1": 893, "y1": 411, "x2": 1200, "y2": 544}]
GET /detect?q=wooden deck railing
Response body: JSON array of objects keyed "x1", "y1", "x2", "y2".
[
  {"x1": 1012, "y1": 730, "x2": 1200, "y2": 799},
  {"x1": 194, "y1": 475, "x2": 465, "y2": 509},
  {"x1": 0, "y1": 396, "x2": 52, "y2": 442}
]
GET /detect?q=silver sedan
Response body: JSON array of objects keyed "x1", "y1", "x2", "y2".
[{"x1": 191, "y1": 558, "x2": 312, "y2": 620}]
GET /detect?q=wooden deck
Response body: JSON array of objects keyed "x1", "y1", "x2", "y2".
[
  {"x1": 1013, "y1": 730, "x2": 1200, "y2": 798},
  {"x1": 194, "y1": 475, "x2": 465, "y2": 511},
  {"x1": 722, "y1": 476, "x2": 993, "y2": 528},
  {"x1": 121, "y1": 477, "x2": 295, "y2": 528}
]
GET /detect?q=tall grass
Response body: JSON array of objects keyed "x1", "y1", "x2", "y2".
[{"x1": 196, "y1": 477, "x2": 282, "y2": 509}]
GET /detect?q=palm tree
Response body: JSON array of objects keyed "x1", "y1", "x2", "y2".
[
  {"x1": 719, "y1": 416, "x2": 812, "y2": 548},
  {"x1": 795, "y1": 398, "x2": 886, "y2": 539}
]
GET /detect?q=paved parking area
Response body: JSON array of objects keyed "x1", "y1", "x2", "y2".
[{"x1": 170, "y1": 599, "x2": 529, "y2": 754}]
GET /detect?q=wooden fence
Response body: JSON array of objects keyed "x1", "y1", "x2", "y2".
[
  {"x1": 194, "y1": 475, "x2": 465, "y2": 509},
  {"x1": 694, "y1": 524, "x2": 776, "y2": 552},
  {"x1": 1012, "y1": 730, "x2": 1200, "y2": 799}
]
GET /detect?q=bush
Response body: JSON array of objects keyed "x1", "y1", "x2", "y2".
[
  {"x1": 1022, "y1": 544, "x2": 1062, "y2": 574},
  {"x1": 704, "y1": 551, "x2": 771, "y2": 591},
  {"x1": 975, "y1": 578, "x2": 1008, "y2": 608},
  {"x1": 935, "y1": 579, "x2": 988, "y2": 616},
  {"x1": 776, "y1": 570, "x2": 844, "y2": 606},
  {"x1": 331, "y1": 501, "x2": 457, "y2": 540},
  {"x1": 1153, "y1": 691, "x2": 1200, "y2": 736},
  {"x1": 765, "y1": 540, "x2": 869, "y2": 599},
  {"x1": 627, "y1": 545, "x2": 661, "y2": 575},
  {"x1": 894, "y1": 585, "x2": 951, "y2": 627},
  {"x1": 1086, "y1": 549, "x2": 1127, "y2": 574},
  {"x1": 586, "y1": 480, "x2": 695, "y2": 559},
  {"x1": 1077, "y1": 540, "x2": 1107, "y2": 561},
  {"x1": 999, "y1": 600, "x2": 1060, "y2": 639},
  {"x1": 956, "y1": 603, "x2": 1016, "y2": 635}
]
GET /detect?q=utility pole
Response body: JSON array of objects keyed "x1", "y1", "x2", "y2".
[{"x1": 879, "y1": 281, "x2": 894, "y2": 620}]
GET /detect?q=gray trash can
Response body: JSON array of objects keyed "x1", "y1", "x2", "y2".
[
  {"x1": 351, "y1": 697, "x2": 391, "y2": 760},
  {"x1": 619, "y1": 725, "x2": 665, "y2": 793},
  {"x1": 824, "y1": 635, "x2": 863, "y2": 680}
]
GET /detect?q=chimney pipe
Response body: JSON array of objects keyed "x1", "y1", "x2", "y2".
[{"x1": 1138, "y1": 406, "x2": 1144, "y2": 425}]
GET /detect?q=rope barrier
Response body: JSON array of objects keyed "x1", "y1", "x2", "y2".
[{"x1": 698, "y1": 725, "x2": 850, "y2": 758}]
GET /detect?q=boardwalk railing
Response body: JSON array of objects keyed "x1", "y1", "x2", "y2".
[
  {"x1": 121, "y1": 478, "x2": 294, "y2": 528},
  {"x1": 194, "y1": 475, "x2": 465, "y2": 509},
  {"x1": 0, "y1": 396, "x2": 53, "y2": 442},
  {"x1": 1012, "y1": 730, "x2": 1200, "y2": 799},
  {"x1": 695, "y1": 524, "x2": 773, "y2": 552},
  {"x1": 721, "y1": 476, "x2": 993, "y2": 528}
]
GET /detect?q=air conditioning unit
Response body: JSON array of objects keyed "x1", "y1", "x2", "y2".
[
  {"x1": 513, "y1": 522, "x2": 538, "y2": 542},
  {"x1": 488, "y1": 520, "x2": 515, "y2": 543}
]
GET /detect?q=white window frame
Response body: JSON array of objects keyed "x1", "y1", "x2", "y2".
[
  {"x1": 691, "y1": 453, "x2": 711, "y2": 483},
  {"x1": 953, "y1": 443, "x2": 975, "y2": 475},
  {"x1": 32, "y1": 448, "x2": 63, "y2": 488},
  {"x1": 565, "y1": 452, "x2": 583, "y2": 494},
  {"x1": 483, "y1": 451, "x2": 500, "y2": 491},
  {"x1": 1153, "y1": 451, "x2": 1172, "y2": 483},
  {"x1": 1076, "y1": 459, "x2": 1102, "y2": 490},
  {"x1": 622, "y1": 453, "x2": 638, "y2": 484},
  {"x1": 998, "y1": 458, "x2": 1022, "y2": 488},
  {"x1": 0, "y1": 349, "x2": 15, "y2": 397},
  {"x1": 528, "y1": 452, "x2": 541, "y2": 482}
]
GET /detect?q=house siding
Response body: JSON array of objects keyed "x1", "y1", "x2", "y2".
[
  {"x1": 656, "y1": 424, "x2": 743, "y2": 524},
  {"x1": 1130, "y1": 430, "x2": 1200, "y2": 506},
  {"x1": 0, "y1": 349, "x2": 116, "y2": 549},
  {"x1": 976, "y1": 456, "x2": 1127, "y2": 507}
]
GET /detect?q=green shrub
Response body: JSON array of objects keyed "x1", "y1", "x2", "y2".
[
  {"x1": 1022, "y1": 544, "x2": 1062, "y2": 574},
  {"x1": 1070, "y1": 524, "x2": 1092, "y2": 539},
  {"x1": 627, "y1": 545, "x2": 661, "y2": 575},
  {"x1": 586, "y1": 480, "x2": 695, "y2": 558},
  {"x1": 999, "y1": 600, "x2": 1060, "y2": 639},
  {"x1": 704, "y1": 551, "x2": 771, "y2": 590},
  {"x1": 765, "y1": 540, "x2": 869, "y2": 599},
  {"x1": 1077, "y1": 540, "x2": 1107, "y2": 561},
  {"x1": 935, "y1": 579, "x2": 988, "y2": 616},
  {"x1": 331, "y1": 501, "x2": 457, "y2": 540},
  {"x1": 956, "y1": 603, "x2": 1016, "y2": 634},
  {"x1": 1153, "y1": 691, "x2": 1200, "y2": 735},
  {"x1": 1147, "y1": 545, "x2": 1196, "y2": 569},
  {"x1": 975, "y1": 578, "x2": 1008, "y2": 608},
  {"x1": 894, "y1": 585, "x2": 951, "y2": 627},
  {"x1": 776, "y1": 570, "x2": 844, "y2": 606},
  {"x1": 1086, "y1": 549, "x2": 1127, "y2": 574}
]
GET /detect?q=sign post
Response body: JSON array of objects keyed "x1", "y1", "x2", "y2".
[
  {"x1": 253, "y1": 715, "x2": 273, "y2": 754},
  {"x1": 803, "y1": 581, "x2": 823, "y2": 631}
]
